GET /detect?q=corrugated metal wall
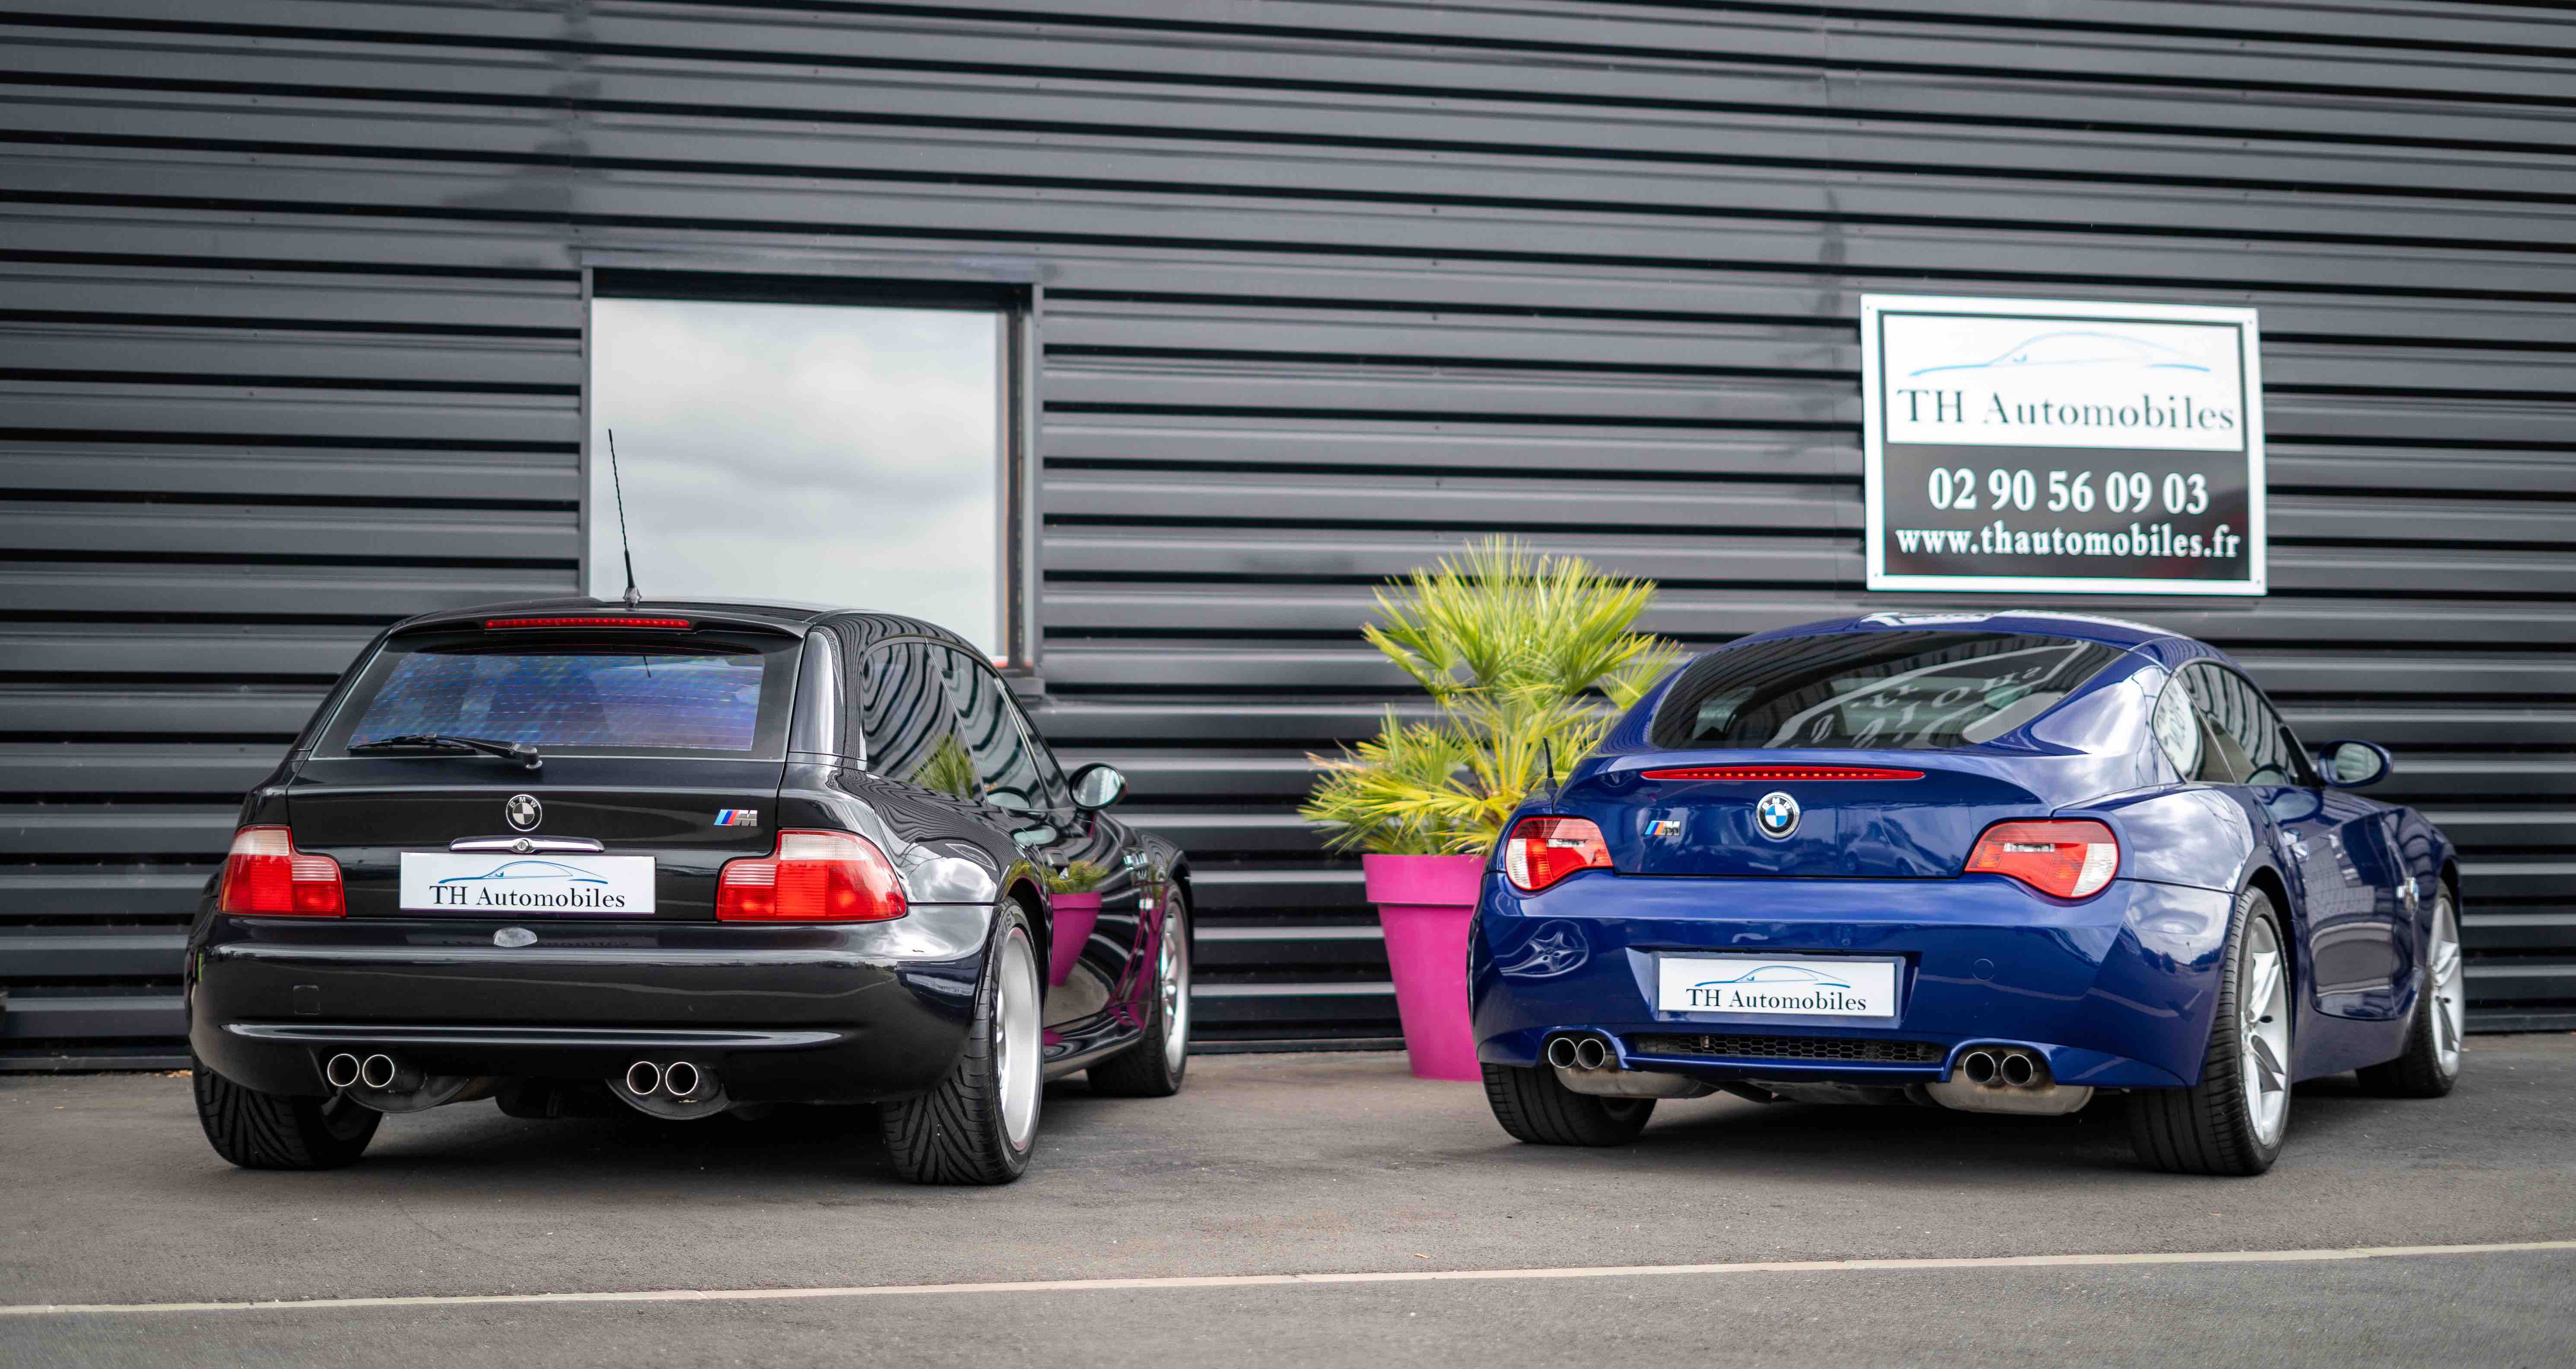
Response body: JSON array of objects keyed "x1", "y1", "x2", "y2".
[{"x1": 3, "y1": 0, "x2": 2570, "y2": 1067}]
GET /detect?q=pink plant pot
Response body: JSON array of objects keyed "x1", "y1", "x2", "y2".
[
  {"x1": 1048, "y1": 893, "x2": 1101, "y2": 987},
  {"x1": 1363, "y1": 853, "x2": 1489, "y2": 1082}
]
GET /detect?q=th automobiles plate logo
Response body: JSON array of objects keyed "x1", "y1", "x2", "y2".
[
  {"x1": 1656, "y1": 955, "x2": 1900, "y2": 1019},
  {"x1": 397, "y1": 852, "x2": 654, "y2": 914}
]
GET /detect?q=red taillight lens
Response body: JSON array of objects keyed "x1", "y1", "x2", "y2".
[
  {"x1": 1966, "y1": 820, "x2": 2120, "y2": 900},
  {"x1": 1504, "y1": 816, "x2": 1615, "y2": 893},
  {"x1": 1639, "y1": 765, "x2": 1924, "y2": 782},
  {"x1": 716, "y1": 830, "x2": 908, "y2": 922},
  {"x1": 216, "y1": 826, "x2": 344, "y2": 916}
]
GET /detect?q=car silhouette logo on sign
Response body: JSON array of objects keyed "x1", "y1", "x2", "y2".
[
  {"x1": 506, "y1": 793, "x2": 542, "y2": 831},
  {"x1": 1755, "y1": 790, "x2": 1800, "y2": 840}
]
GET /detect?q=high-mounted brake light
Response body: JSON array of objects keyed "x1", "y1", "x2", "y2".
[
  {"x1": 1504, "y1": 816, "x2": 1615, "y2": 893},
  {"x1": 1966, "y1": 819, "x2": 2120, "y2": 900},
  {"x1": 217, "y1": 826, "x2": 344, "y2": 916},
  {"x1": 716, "y1": 830, "x2": 907, "y2": 923},
  {"x1": 483, "y1": 616, "x2": 693, "y2": 630},
  {"x1": 1639, "y1": 765, "x2": 1925, "y2": 782}
]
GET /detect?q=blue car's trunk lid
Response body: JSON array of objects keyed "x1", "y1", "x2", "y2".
[{"x1": 1559, "y1": 751, "x2": 2045, "y2": 879}]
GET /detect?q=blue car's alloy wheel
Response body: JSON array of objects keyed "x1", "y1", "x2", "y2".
[
  {"x1": 2128, "y1": 886, "x2": 2293, "y2": 1176},
  {"x1": 2360, "y1": 891, "x2": 2465, "y2": 1099}
]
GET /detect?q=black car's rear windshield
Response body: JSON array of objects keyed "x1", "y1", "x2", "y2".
[
  {"x1": 1649, "y1": 631, "x2": 2126, "y2": 751},
  {"x1": 316, "y1": 630, "x2": 801, "y2": 759}
]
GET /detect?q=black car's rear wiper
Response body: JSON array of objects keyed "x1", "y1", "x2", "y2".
[{"x1": 348, "y1": 733, "x2": 543, "y2": 770}]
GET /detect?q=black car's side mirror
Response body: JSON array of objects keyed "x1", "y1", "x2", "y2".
[
  {"x1": 2318, "y1": 739, "x2": 2392, "y2": 789},
  {"x1": 1068, "y1": 762, "x2": 1128, "y2": 812}
]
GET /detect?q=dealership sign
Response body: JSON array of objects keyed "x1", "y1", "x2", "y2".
[{"x1": 1861, "y1": 295, "x2": 2265, "y2": 595}]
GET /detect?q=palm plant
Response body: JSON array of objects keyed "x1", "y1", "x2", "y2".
[
  {"x1": 1043, "y1": 860, "x2": 1109, "y2": 895},
  {"x1": 1302, "y1": 537, "x2": 1677, "y2": 855}
]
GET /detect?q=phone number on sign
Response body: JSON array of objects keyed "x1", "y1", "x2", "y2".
[{"x1": 1926, "y1": 467, "x2": 2211, "y2": 516}]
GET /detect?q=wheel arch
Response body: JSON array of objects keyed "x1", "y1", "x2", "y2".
[
  {"x1": 1168, "y1": 857, "x2": 1197, "y2": 957},
  {"x1": 2242, "y1": 863, "x2": 2300, "y2": 1006},
  {"x1": 1004, "y1": 875, "x2": 1048, "y2": 979}
]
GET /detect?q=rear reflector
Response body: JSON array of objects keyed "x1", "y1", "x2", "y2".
[
  {"x1": 483, "y1": 616, "x2": 693, "y2": 630},
  {"x1": 1505, "y1": 815, "x2": 1615, "y2": 893},
  {"x1": 1639, "y1": 765, "x2": 1925, "y2": 782},
  {"x1": 716, "y1": 830, "x2": 907, "y2": 922},
  {"x1": 1966, "y1": 819, "x2": 2120, "y2": 900},
  {"x1": 217, "y1": 826, "x2": 344, "y2": 917}
]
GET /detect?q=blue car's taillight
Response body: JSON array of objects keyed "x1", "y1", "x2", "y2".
[
  {"x1": 1504, "y1": 816, "x2": 1614, "y2": 892},
  {"x1": 1966, "y1": 820, "x2": 2120, "y2": 899}
]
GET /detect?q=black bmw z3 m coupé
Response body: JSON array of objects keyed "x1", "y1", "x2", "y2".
[{"x1": 187, "y1": 599, "x2": 1191, "y2": 1185}]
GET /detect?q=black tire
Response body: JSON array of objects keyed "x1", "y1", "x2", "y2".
[
  {"x1": 2358, "y1": 891, "x2": 2463, "y2": 1099},
  {"x1": 1087, "y1": 887, "x2": 1191, "y2": 1098},
  {"x1": 2128, "y1": 887, "x2": 2292, "y2": 1176},
  {"x1": 192, "y1": 1057, "x2": 380, "y2": 1171},
  {"x1": 882, "y1": 903, "x2": 1042, "y2": 1185},
  {"x1": 1481, "y1": 1062, "x2": 1655, "y2": 1146}
]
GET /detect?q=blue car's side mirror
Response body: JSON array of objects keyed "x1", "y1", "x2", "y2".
[{"x1": 2318, "y1": 739, "x2": 2392, "y2": 789}]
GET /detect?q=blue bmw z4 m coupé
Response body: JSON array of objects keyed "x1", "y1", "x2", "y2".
[{"x1": 1472, "y1": 612, "x2": 2462, "y2": 1175}]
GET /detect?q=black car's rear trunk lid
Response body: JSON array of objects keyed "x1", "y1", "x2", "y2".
[{"x1": 288, "y1": 758, "x2": 786, "y2": 921}]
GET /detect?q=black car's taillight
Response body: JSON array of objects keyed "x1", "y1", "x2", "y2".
[
  {"x1": 715, "y1": 831, "x2": 907, "y2": 922},
  {"x1": 216, "y1": 826, "x2": 345, "y2": 916}
]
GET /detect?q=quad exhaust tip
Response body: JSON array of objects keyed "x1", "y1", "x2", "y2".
[
  {"x1": 1544, "y1": 1035, "x2": 1612, "y2": 1070},
  {"x1": 1957, "y1": 1046, "x2": 2046, "y2": 1089},
  {"x1": 622, "y1": 1059, "x2": 718, "y2": 1102}
]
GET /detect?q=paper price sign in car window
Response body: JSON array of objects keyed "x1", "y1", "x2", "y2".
[{"x1": 1861, "y1": 295, "x2": 2265, "y2": 597}]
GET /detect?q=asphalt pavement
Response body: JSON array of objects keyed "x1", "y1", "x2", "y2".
[{"x1": 5, "y1": 1037, "x2": 2574, "y2": 1367}]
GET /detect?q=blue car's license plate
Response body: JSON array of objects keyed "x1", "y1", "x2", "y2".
[{"x1": 1656, "y1": 954, "x2": 1900, "y2": 1018}]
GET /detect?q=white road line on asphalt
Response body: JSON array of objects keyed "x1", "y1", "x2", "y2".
[{"x1": 7, "y1": 1239, "x2": 2571, "y2": 1319}]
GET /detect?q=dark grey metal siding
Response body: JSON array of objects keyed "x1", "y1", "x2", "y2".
[{"x1": 3, "y1": 0, "x2": 2570, "y2": 1067}]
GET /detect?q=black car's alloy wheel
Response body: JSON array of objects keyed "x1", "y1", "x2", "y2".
[
  {"x1": 2128, "y1": 885, "x2": 2292, "y2": 1176},
  {"x1": 1087, "y1": 888, "x2": 1191, "y2": 1098},
  {"x1": 881, "y1": 901, "x2": 1043, "y2": 1185},
  {"x1": 1482, "y1": 1060, "x2": 1655, "y2": 1146},
  {"x1": 192, "y1": 1056, "x2": 381, "y2": 1170}
]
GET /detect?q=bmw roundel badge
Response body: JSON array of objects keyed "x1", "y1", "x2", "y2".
[
  {"x1": 1754, "y1": 790, "x2": 1801, "y2": 840},
  {"x1": 505, "y1": 793, "x2": 542, "y2": 831}
]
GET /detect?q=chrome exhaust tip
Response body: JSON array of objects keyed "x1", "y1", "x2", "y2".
[
  {"x1": 323, "y1": 1053, "x2": 361, "y2": 1089},
  {"x1": 1960, "y1": 1050, "x2": 1999, "y2": 1086},
  {"x1": 661, "y1": 1061, "x2": 711, "y2": 1101},
  {"x1": 624, "y1": 1060, "x2": 664, "y2": 1097},
  {"x1": 359, "y1": 1054, "x2": 397, "y2": 1090},
  {"x1": 2000, "y1": 1051, "x2": 2039, "y2": 1088},
  {"x1": 1545, "y1": 1037, "x2": 1579, "y2": 1069},
  {"x1": 1573, "y1": 1036, "x2": 1610, "y2": 1071}
]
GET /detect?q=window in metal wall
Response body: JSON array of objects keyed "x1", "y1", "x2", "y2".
[{"x1": 586, "y1": 275, "x2": 1033, "y2": 662}]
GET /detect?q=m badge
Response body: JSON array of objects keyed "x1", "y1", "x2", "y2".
[{"x1": 715, "y1": 809, "x2": 759, "y2": 828}]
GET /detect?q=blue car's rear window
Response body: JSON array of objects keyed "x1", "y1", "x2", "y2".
[
  {"x1": 1649, "y1": 631, "x2": 2124, "y2": 751},
  {"x1": 328, "y1": 640, "x2": 795, "y2": 756}
]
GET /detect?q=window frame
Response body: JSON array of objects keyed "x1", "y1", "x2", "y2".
[
  {"x1": 579, "y1": 264, "x2": 1041, "y2": 671},
  {"x1": 2173, "y1": 659, "x2": 2318, "y2": 789}
]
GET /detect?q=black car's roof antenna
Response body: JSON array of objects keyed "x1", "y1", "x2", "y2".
[
  {"x1": 1540, "y1": 738, "x2": 1560, "y2": 807},
  {"x1": 606, "y1": 428, "x2": 642, "y2": 610}
]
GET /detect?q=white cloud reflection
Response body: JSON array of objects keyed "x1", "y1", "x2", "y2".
[{"x1": 587, "y1": 297, "x2": 1000, "y2": 654}]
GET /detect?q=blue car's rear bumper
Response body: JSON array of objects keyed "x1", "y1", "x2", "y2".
[{"x1": 1471, "y1": 869, "x2": 2237, "y2": 1089}]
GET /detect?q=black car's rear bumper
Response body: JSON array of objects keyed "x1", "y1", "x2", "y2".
[{"x1": 187, "y1": 905, "x2": 997, "y2": 1104}]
